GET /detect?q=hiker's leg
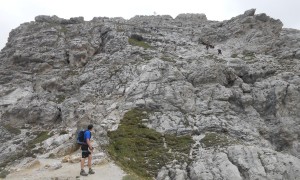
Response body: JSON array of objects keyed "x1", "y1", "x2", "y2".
[
  {"x1": 81, "y1": 158, "x2": 85, "y2": 169},
  {"x1": 80, "y1": 157, "x2": 88, "y2": 176},
  {"x1": 88, "y1": 154, "x2": 92, "y2": 169}
]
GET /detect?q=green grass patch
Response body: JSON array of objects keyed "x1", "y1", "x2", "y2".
[
  {"x1": 67, "y1": 70, "x2": 79, "y2": 76},
  {"x1": 59, "y1": 26, "x2": 68, "y2": 33},
  {"x1": 59, "y1": 130, "x2": 68, "y2": 135},
  {"x1": 107, "y1": 109, "x2": 194, "y2": 179},
  {"x1": 242, "y1": 50, "x2": 255, "y2": 57},
  {"x1": 0, "y1": 169, "x2": 9, "y2": 178},
  {"x1": 28, "y1": 131, "x2": 52, "y2": 149},
  {"x1": 0, "y1": 152, "x2": 24, "y2": 168},
  {"x1": 122, "y1": 174, "x2": 141, "y2": 180},
  {"x1": 48, "y1": 153, "x2": 55, "y2": 158},
  {"x1": 141, "y1": 54, "x2": 153, "y2": 61},
  {"x1": 3, "y1": 124, "x2": 21, "y2": 135},
  {"x1": 0, "y1": 131, "x2": 51, "y2": 168},
  {"x1": 231, "y1": 53, "x2": 238, "y2": 58},
  {"x1": 55, "y1": 94, "x2": 66, "y2": 104},
  {"x1": 200, "y1": 132, "x2": 238, "y2": 148},
  {"x1": 128, "y1": 38, "x2": 151, "y2": 49},
  {"x1": 161, "y1": 55, "x2": 176, "y2": 63},
  {"x1": 117, "y1": 26, "x2": 125, "y2": 32},
  {"x1": 242, "y1": 50, "x2": 256, "y2": 61},
  {"x1": 165, "y1": 134, "x2": 194, "y2": 154}
]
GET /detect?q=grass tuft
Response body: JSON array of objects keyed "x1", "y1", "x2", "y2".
[
  {"x1": 200, "y1": 132, "x2": 238, "y2": 148},
  {"x1": 122, "y1": 174, "x2": 141, "y2": 180},
  {"x1": 231, "y1": 53, "x2": 238, "y2": 58},
  {"x1": 55, "y1": 94, "x2": 66, "y2": 104},
  {"x1": 3, "y1": 124, "x2": 21, "y2": 135},
  {"x1": 59, "y1": 130, "x2": 68, "y2": 135},
  {"x1": 0, "y1": 169, "x2": 9, "y2": 178},
  {"x1": 128, "y1": 38, "x2": 151, "y2": 49},
  {"x1": 28, "y1": 131, "x2": 52, "y2": 149},
  {"x1": 48, "y1": 153, "x2": 55, "y2": 158},
  {"x1": 161, "y1": 55, "x2": 176, "y2": 63}
]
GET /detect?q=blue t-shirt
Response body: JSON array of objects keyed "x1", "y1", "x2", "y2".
[{"x1": 84, "y1": 130, "x2": 91, "y2": 142}]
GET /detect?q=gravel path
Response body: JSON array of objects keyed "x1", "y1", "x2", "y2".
[{"x1": 6, "y1": 158, "x2": 126, "y2": 180}]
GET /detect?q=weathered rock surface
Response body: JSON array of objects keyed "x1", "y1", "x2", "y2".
[{"x1": 1, "y1": 9, "x2": 300, "y2": 179}]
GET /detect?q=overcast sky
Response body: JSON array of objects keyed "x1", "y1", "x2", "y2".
[{"x1": 1, "y1": 0, "x2": 299, "y2": 50}]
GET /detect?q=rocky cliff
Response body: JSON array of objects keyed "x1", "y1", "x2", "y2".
[{"x1": 1, "y1": 9, "x2": 300, "y2": 179}]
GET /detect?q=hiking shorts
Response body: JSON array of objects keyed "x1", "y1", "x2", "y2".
[{"x1": 81, "y1": 145, "x2": 91, "y2": 158}]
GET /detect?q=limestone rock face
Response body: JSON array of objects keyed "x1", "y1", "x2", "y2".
[
  {"x1": 175, "y1": 13, "x2": 207, "y2": 26},
  {"x1": 187, "y1": 145, "x2": 300, "y2": 180},
  {"x1": 1, "y1": 9, "x2": 300, "y2": 179},
  {"x1": 243, "y1": 9, "x2": 256, "y2": 17}
]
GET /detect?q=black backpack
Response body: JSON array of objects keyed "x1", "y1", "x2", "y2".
[{"x1": 77, "y1": 130, "x2": 87, "y2": 145}]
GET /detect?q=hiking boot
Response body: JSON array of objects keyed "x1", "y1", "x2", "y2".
[
  {"x1": 80, "y1": 169, "x2": 88, "y2": 176},
  {"x1": 89, "y1": 168, "x2": 95, "y2": 174}
]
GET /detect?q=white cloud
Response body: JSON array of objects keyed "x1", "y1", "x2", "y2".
[{"x1": 0, "y1": 0, "x2": 299, "y2": 49}]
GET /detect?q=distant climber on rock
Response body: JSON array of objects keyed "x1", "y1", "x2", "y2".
[
  {"x1": 218, "y1": 49, "x2": 222, "y2": 55},
  {"x1": 65, "y1": 51, "x2": 70, "y2": 64}
]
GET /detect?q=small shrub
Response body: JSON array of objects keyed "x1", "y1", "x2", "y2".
[
  {"x1": 128, "y1": 38, "x2": 151, "y2": 49},
  {"x1": 200, "y1": 132, "x2": 238, "y2": 148},
  {"x1": 12, "y1": 139, "x2": 23, "y2": 145},
  {"x1": 1, "y1": 152, "x2": 24, "y2": 168},
  {"x1": 231, "y1": 53, "x2": 238, "y2": 58},
  {"x1": 242, "y1": 50, "x2": 255, "y2": 57},
  {"x1": 117, "y1": 26, "x2": 124, "y2": 32},
  {"x1": 67, "y1": 70, "x2": 79, "y2": 76},
  {"x1": 161, "y1": 56, "x2": 176, "y2": 63},
  {"x1": 48, "y1": 153, "x2": 55, "y2": 158},
  {"x1": 50, "y1": 131, "x2": 55, "y2": 136},
  {"x1": 32, "y1": 147, "x2": 45, "y2": 154},
  {"x1": 3, "y1": 124, "x2": 21, "y2": 135},
  {"x1": 59, "y1": 26, "x2": 68, "y2": 33},
  {"x1": 25, "y1": 150, "x2": 36, "y2": 158},
  {"x1": 0, "y1": 169, "x2": 9, "y2": 178},
  {"x1": 59, "y1": 130, "x2": 68, "y2": 135},
  {"x1": 141, "y1": 54, "x2": 153, "y2": 60},
  {"x1": 55, "y1": 94, "x2": 66, "y2": 104},
  {"x1": 28, "y1": 131, "x2": 52, "y2": 149},
  {"x1": 165, "y1": 134, "x2": 194, "y2": 154}
]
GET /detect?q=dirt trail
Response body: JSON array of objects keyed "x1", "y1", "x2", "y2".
[{"x1": 6, "y1": 158, "x2": 126, "y2": 180}]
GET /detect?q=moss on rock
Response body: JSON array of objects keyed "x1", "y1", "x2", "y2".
[
  {"x1": 0, "y1": 169, "x2": 9, "y2": 178},
  {"x1": 200, "y1": 132, "x2": 238, "y2": 148},
  {"x1": 107, "y1": 109, "x2": 194, "y2": 179},
  {"x1": 128, "y1": 38, "x2": 151, "y2": 49},
  {"x1": 3, "y1": 124, "x2": 21, "y2": 135},
  {"x1": 28, "y1": 131, "x2": 53, "y2": 149}
]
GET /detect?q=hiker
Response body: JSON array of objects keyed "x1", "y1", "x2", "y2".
[
  {"x1": 218, "y1": 49, "x2": 222, "y2": 55},
  {"x1": 80, "y1": 124, "x2": 95, "y2": 176},
  {"x1": 65, "y1": 51, "x2": 70, "y2": 64}
]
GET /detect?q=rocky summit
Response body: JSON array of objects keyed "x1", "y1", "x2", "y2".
[{"x1": 1, "y1": 9, "x2": 300, "y2": 179}]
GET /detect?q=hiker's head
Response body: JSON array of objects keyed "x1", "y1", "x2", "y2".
[{"x1": 87, "y1": 124, "x2": 93, "y2": 131}]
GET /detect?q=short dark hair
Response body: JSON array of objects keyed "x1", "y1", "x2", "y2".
[{"x1": 87, "y1": 124, "x2": 93, "y2": 130}]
